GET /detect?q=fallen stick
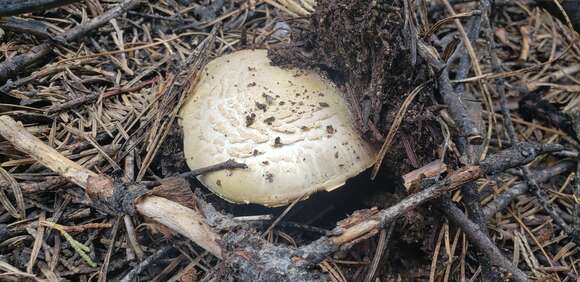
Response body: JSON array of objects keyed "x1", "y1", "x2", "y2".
[
  {"x1": 483, "y1": 161, "x2": 576, "y2": 220},
  {"x1": 0, "y1": 0, "x2": 81, "y2": 17},
  {"x1": 402, "y1": 159, "x2": 447, "y2": 191},
  {"x1": 0, "y1": 115, "x2": 223, "y2": 258},
  {"x1": 417, "y1": 40, "x2": 482, "y2": 144}
]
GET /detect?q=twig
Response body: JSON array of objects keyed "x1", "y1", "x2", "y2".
[
  {"x1": 442, "y1": 0, "x2": 484, "y2": 88},
  {"x1": 0, "y1": 0, "x2": 81, "y2": 16},
  {"x1": 0, "y1": 0, "x2": 142, "y2": 86},
  {"x1": 122, "y1": 141, "x2": 145, "y2": 261},
  {"x1": 0, "y1": 17, "x2": 67, "y2": 46},
  {"x1": 483, "y1": 161, "x2": 576, "y2": 220},
  {"x1": 417, "y1": 40, "x2": 482, "y2": 144},
  {"x1": 484, "y1": 19, "x2": 516, "y2": 142},
  {"x1": 402, "y1": 160, "x2": 447, "y2": 192},
  {"x1": 364, "y1": 222, "x2": 396, "y2": 282},
  {"x1": 119, "y1": 245, "x2": 173, "y2": 282},
  {"x1": 53, "y1": 222, "x2": 112, "y2": 233},
  {"x1": 143, "y1": 159, "x2": 247, "y2": 188},
  {"x1": 16, "y1": 176, "x2": 68, "y2": 193},
  {"x1": 522, "y1": 166, "x2": 579, "y2": 244},
  {"x1": 517, "y1": 26, "x2": 531, "y2": 64},
  {"x1": 456, "y1": 183, "x2": 500, "y2": 281},
  {"x1": 175, "y1": 159, "x2": 247, "y2": 180},
  {"x1": 573, "y1": 110, "x2": 580, "y2": 240},
  {"x1": 98, "y1": 217, "x2": 121, "y2": 282},
  {"x1": 261, "y1": 193, "x2": 305, "y2": 237},
  {"x1": 446, "y1": 1, "x2": 505, "y2": 279}
]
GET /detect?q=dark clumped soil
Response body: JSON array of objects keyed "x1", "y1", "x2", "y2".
[{"x1": 269, "y1": 0, "x2": 441, "y2": 177}]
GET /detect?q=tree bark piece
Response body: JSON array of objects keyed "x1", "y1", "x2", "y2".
[
  {"x1": 136, "y1": 196, "x2": 222, "y2": 257},
  {"x1": 402, "y1": 159, "x2": 447, "y2": 191}
]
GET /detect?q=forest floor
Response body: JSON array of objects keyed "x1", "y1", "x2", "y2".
[{"x1": 0, "y1": 0, "x2": 579, "y2": 281}]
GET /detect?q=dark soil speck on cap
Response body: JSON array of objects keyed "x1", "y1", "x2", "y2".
[
  {"x1": 327, "y1": 125, "x2": 335, "y2": 134},
  {"x1": 265, "y1": 173, "x2": 274, "y2": 183},
  {"x1": 246, "y1": 113, "x2": 256, "y2": 127},
  {"x1": 274, "y1": 137, "x2": 282, "y2": 147},
  {"x1": 263, "y1": 116, "x2": 275, "y2": 125},
  {"x1": 255, "y1": 102, "x2": 267, "y2": 111}
]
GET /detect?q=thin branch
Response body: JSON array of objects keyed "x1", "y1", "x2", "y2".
[
  {"x1": 0, "y1": 0, "x2": 81, "y2": 16},
  {"x1": 119, "y1": 245, "x2": 173, "y2": 282},
  {"x1": 483, "y1": 161, "x2": 576, "y2": 220},
  {"x1": 417, "y1": 40, "x2": 482, "y2": 144}
]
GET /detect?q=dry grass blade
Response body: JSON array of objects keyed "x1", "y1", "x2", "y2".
[
  {"x1": 0, "y1": 261, "x2": 38, "y2": 280},
  {"x1": 266, "y1": 0, "x2": 315, "y2": 17},
  {"x1": 371, "y1": 82, "x2": 427, "y2": 179},
  {"x1": 27, "y1": 212, "x2": 46, "y2": 273},
  {"x1": 134, "y1": 26, "x2": 219, "y2": 181},
  {"x1": 0, "y1": 167, "x2": 25, "y2": 218}
]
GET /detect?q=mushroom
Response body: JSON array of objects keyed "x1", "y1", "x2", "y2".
[{"x1": 179, "y1": 49, "x2": 377, "y2": 207}]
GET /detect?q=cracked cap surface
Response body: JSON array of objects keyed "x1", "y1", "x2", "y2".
[{"x1": 179, "y1": 49, "x2": 376, "y2": 207}]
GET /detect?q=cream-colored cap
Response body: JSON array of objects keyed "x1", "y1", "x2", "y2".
[{"x1": 179, "y1": 49, "x2": 376, "y2": 207}]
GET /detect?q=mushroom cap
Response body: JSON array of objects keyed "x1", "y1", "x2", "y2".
[{"x1": 179, "y1": 49, "x2": 377, "y2": 207}]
